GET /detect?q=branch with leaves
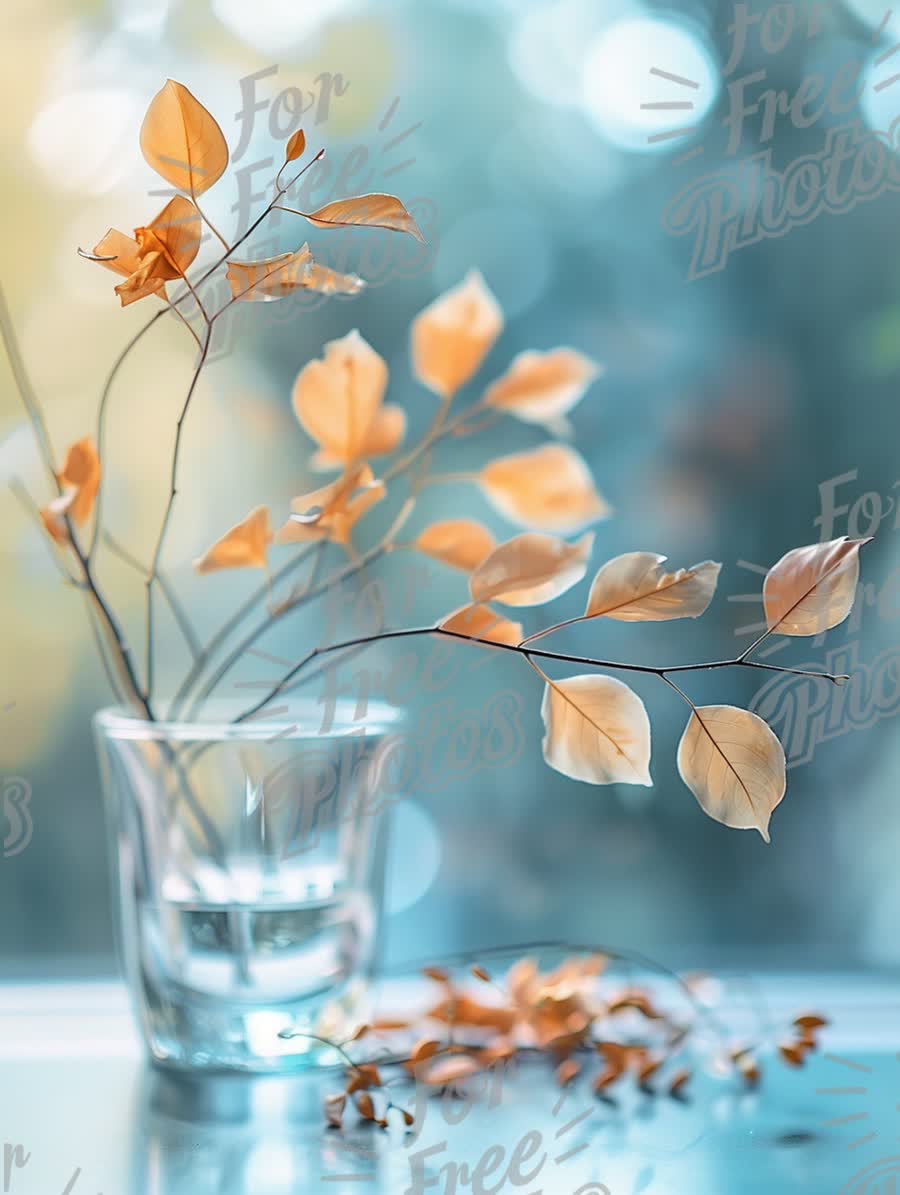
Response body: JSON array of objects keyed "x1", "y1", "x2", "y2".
[{"x1": 2, "y1": 78, "x2": 872, "y2": 845}]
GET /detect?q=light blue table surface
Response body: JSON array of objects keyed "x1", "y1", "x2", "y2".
[{"x1": 1, "y1": 973, "x2": 899, "y2": 1194}]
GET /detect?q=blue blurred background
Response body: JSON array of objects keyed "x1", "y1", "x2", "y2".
[{"x1": 2, "y1": 0, "x2": 900, "y2": 977}]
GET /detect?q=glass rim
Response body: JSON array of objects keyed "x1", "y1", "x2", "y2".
[{"x1": 93, "y1": 700, "x2": 405, "y2": 743}]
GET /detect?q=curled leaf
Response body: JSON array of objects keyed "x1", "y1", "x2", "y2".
[
  {"x1": 469, "y1": 532, "x2": 594, "y2": 607},
  {"x1": 303, "y1": 194, "x2": 424, "y2": 241},
  {"x1": 411, "y1": 271, "x2": 503, "y2": 398},
  {"x1": 669, "y1": 1069, "x2": 691, "y2": 1097},
  {"x1": 556, "y1": 1058, "x2": 581, "y2": 1086},
  {"x1": 292, "y1": 330, "x2": 404, "y2": 469},
  {"x1": 677, "y1": 705, "x2": 786, "y2": 841},
  {"x1": 225, "y1": 245, "x2": 313, "y2": 302},
  {"x1": 91, "y1": 197, "x2": 200, "y2": 307},
  {"x1": 410, "y1": 1039, "x2": 441, "y2": 1065},
  {"x1": 354, "y1": 1091, "x2": 376, "y2": 1121},
  {"x1": 471, "y1": 966, "x2": 491, "y2": 982},
  {"x1": 483, "y1": 348, "x2": 602, "y2": 426},
  {"x1": 479, "y1": 444, "x2": 609, "y2": 533},
  {"x1": 439, "y1": 603, "x2": 523, "y2": 646},
  {"x1": 585, "y1": 553, "x2": 721, "y2": 622},
  {"x1": 346, "y1": 1064, "x2": 381, "y2": 1093},
  {"x1": 763, "y1": 536, "x2": 870, "y2": 637},
  {"x1": 415, "y1": 520, "x2": 496, "y2": 573},
  {"x1": 276, "y1": 463, "x2": 385, "y2": 548},
  {"x1": 541, "y1": 674, "x2": 652, "y2": 787},
  {"x1": 778, "y1": 1043, "x2": 806, "y2": 1068},
  {"x1": 140, "y1": 79, "x2": 228, "y2": 196},
  {"x1": 193, "y1": 505, "x2": 272, "y2": 574},
  {"x1": 285, "y1": 128, "x2": 306, "y2": 162},
  {"x1": 793, "y1": 1014, "x2": 828, "y2": 1031}
]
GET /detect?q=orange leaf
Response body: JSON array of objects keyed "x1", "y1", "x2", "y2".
[
  {"x1": 58, "y1": 438, "x2": 100, "y2": 525},
  {"x1": 305, "y1": 262, "x2": 366, "y2": 296},
  {"x1": 354, "y1": 1091, "x2": 376, "y2": 1120},
  {"x1": 471, "y1": 966, "x2": 491, "y2": 982},
  {"x1": 483, "y1": 348, "x2": 601, "y2": 426},
  {"x1": 479, "y1": 444, "x2": 609, "y2": 533},
  {"x1": 585, "y1": 553, "x2": 721, "y2": 622},
  {"x1": 40, "y1": 493, "x2": 75, "y2": 545},
  {"x1": 411, "y1": 271, "x2": 503, "y2": 398},
  {"x1": 410, "y1": 1039, "x2": 441, "y2": 1064},
  {"x1": 292, "y1": 330, "x2": 404, "y2": 470},
  {"x1": 225, "y1": 245, "x2": 313, "y2": 302},
  {"x1": 541, "y1": 674, "x2": 652, "y2": 787},
  {"x1": 556, "y1": 1059, "x2": 580, "y2": 1086},
  {"x1": 415, "y1": 520, "x2": 496, "y2": 573},
  {"x1": 793, "y1": 1014, "x2": 828, "y2": 1031},
  {"x1": 140, "y1": 79, "x2": 229, "y2": 196},
  {"x1": 193, "y1": 505, "x2": 272, "y2": 574},
  {"x1": 423, "y1": 1055, "x2": 482, "y2": 1086},
  {"x1": 438, "y1": 603, "x2": 523, "y2": 646},
  {"x1": 422, "y1": 966, "x2": 450, "y2": 983},
  {"x1": 778, "y1": 1043, "x2": 806, "y2": 1068},
  {"x1": 669, "y1": 1069, "x2": 691, "y2": 1097},
  {"x1": 303, "y1": 194, "x2": 424, "y2": 241},
  {"x1": 469, "y1": 532, "x2": 594, "y2": 607},
  {"x1": 346, "y1": 1064, "x2": 381, "y2": 1093},
  {"x1": 285, "y1": 128, "x2": 306, "y2": 162},
  {"x1": 763, "y1": 536, "x2": 870, "y2": 637},
  {"x1": 677, "y1": 705, "x2": 786, "y2": 841},
  {"x1": 87, "y1": 229, "x2": 167, "y2": 305},
  {"x1": 134, "y1": 196, "x2": 202, "y2": 277},
  {"x1": 276, "y1": 464, "x2": 386, "y2": 548}
]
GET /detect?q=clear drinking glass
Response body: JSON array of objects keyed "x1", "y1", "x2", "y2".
[{"x1": 94, "y1": 701, "x2": 403, "y2": 1072}]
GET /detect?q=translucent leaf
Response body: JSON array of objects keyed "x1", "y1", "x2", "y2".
[
  {"x1": 140, "y1": 79, "x2": 228, "y2": 196},
  {"x1": 303, "y1": 193, "x2": 424, "y2": 241},
  {"x1": 411, "y1": 271, "x2": 503, "y2": 398},
  {"x1": 479, "y1": 443, "x2": 609, "y2": 533},
  {"x1": 470, "y1": 532, "x2": 593, "y2": 607},
  {"x1": 439, "y1": 603, "x2": 523, "y2": 646},
  {"x1": 276, "y1": 463, "x2": 385, "y2": 548},
  {"x1": 292, "y1": 330, "x2": 403, "y2": 468},
  {"x1": 225, "y1": 245, "x2": 313, "y2": 302},
  {"x1": 677, "y1": 705, "x2": 786, "y2": 841},
  {"x1": 585, "y1": 552, "x2": 721, "y2": 622},
  {"x1": 762, "y1": 536, "x2": 870, "y2": 637},
  {"x1": 415, "y1": 520, "x2": 496, "y2": 573},
  {"x1": 193, "y1": 505, "x2": 272, "y2": 574},
  {"x1": 304, "y1": 262, "x2": 366, "y2": 296},
  {"x1": 483, "y1": 348, "x2": 602, "y2": 425},
  {"x1": 58, "y1": 437, "x2": 100, "y2": 524},
  {"x1": 541, "y1": 673, "x2": 652, "y2": 786}
]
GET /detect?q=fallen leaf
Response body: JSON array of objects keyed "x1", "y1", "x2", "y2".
[
  {"x1": 479, "y1": 443, "x2": 609, "y2": 533},
  {"x1": 292, "y1": 330, "x2": 404, "y2": 469},
  {"x1": 778, "y1": 1043, "x2": 806, "y2": 1068},
  {"x1": 225, "y1": 245, "x2": 313, "y2": 301},
  {"x1": 422, "y1": 966, "x2": 450, "y2": 983},
  {"x1": 415, "y1": 520, "x2": 496, "y2": 573},
  {"x1": 193, "y1": 505, "x2": 272, "y2": 573},
  {"x1": 471, "y1": 966, "x2": 491, "y2": 982},
  {"x1": 410, "y1": 1039, "x2": 441, "y2": 1065},
  {"x1": 541, "y1": 674, "x2": 652, "y2": 786},
  {"x1": 303, "y1": 194, "x2": 424, "y2": 241},
  {"x1": 677, "y1": 705, "x2": 786, "y2": 841},
  {"x1": 763, "y1": 536, "x2": 870, "y2": 637},
  {"x1": 427, "y1": 994, "x2": 516, "y2": 1033},
  {"x1": 483, "y1": 348, "x2": 601, "y2": 426},
  {"x1": 669, "y1": 1069, "x2": 691, "y2": 1097},
  {"x1": 438, "y1": 603, "x2": 523, "y2": 646},
  {"x1": 140, "y1": 79, "x2": 228, "y2": 196},
  {"x1": 593, "y1": 1067, "x2": 623, "y2": 1093},
  {"x1": 285, "y1": 128, "x2": 306, "y2": 162},
  {"x1": 556, "y1": 1058, "x2": 581, "y2": 1086},
  {"x1": 346, "y1": 1064, "x2": 381, "y2": 1093},
  {"x1": 411, "y1": 271, "x2": 503, "y2": 398},
  {"x1": 354, "y1": 1091, "x2": 376, "y2": 1121},
  {"x1": 585, "y1": 552, "x2": 721, "y2": 622},
  {"x1": 423, "y1": 1056, "x2": 482, "y2": 1086},
  {"x1": 793, "y1": 1014, "x2": 828, "y2": 1031},
  {"x1": 470, "y1": 532, "x2": 594, "y2": 607},
  {"x1": 324, "y1": 1092, "x2": 346, "y2": 1128}
]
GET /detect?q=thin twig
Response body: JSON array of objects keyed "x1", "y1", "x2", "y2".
[{"x1": 104, "y1": 532, "x2": 202, "y2": 661}]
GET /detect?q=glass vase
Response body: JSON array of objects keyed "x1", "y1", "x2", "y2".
[{"x1": 93, "y1": 701, "x2": 403, "y2": 1072}]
